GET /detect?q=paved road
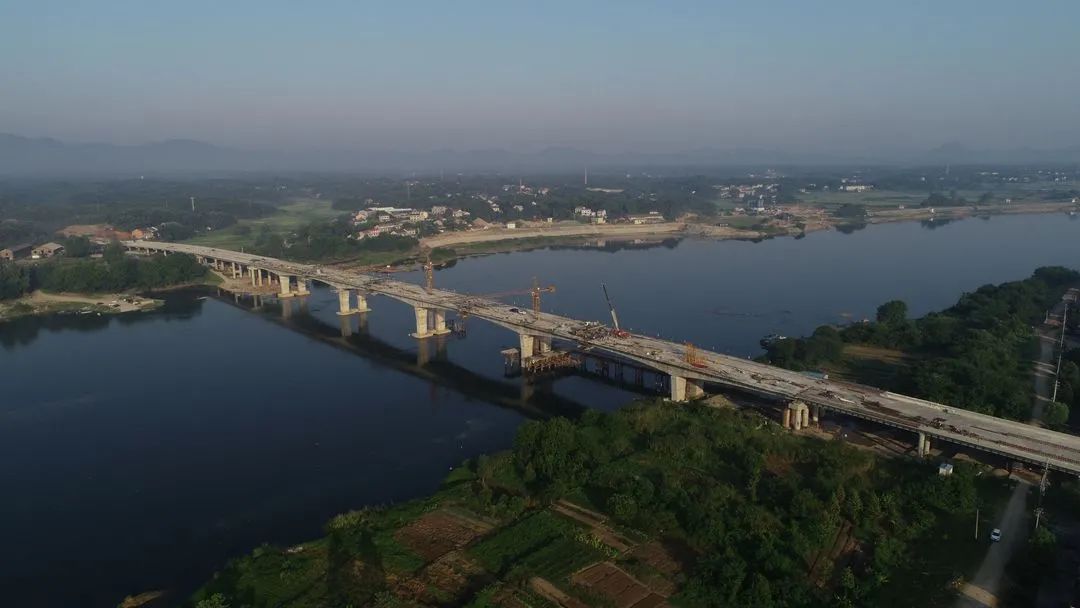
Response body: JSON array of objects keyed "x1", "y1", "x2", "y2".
[
  {"x1": 957, "y1": 482, "x2": 1031, "y2": 608},
  {"x1": 955, "y1": 295, "x2": 1073, "y2": 607}
]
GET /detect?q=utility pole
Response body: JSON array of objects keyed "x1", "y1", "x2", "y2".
[
  {"x1": 190, "y1": 197, "x2": 196, "y2": 212},
  {"x1": 1052, "y1": 303, "x2": 1068, "y2": 402}
]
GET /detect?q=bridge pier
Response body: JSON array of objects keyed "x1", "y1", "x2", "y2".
[
  {"x1": 411, "y1": 307, "x2": 451, "y2": 339},
  {"x1": 336, "y1": 289, "x2": 356, "y2": 315},
  {"x1": 917, "y1": 432, "x2": 932, "y2": 457},
  {"x1": 519, "y1": 334, "x2": 536, "y2": 358},
  {"x1": 278, "y1": 274, "x2": 295, "y2": 298},
  {"x1": 785, "y1": 401, "x2": 810, "y2": 430},
  {"x1": 336, "y1": 289, "x2": 373, "y2": 315},
  {"x1": 670, "y1": 375, "x2": 704, "y2": 402},
  {"x1": 432, "y1": 310, "x2": 449, "y2": 335}
]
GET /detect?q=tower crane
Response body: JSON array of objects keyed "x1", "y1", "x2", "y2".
[
  {"x1": 602, "y1": 283, "x2": 630, "y2": 338},
  {"x1": 483, "y1": 277, "x2": 555, "y2": 318},
  {"x1": 421, "y1": 248, "x2": 434, "y2": 293}
]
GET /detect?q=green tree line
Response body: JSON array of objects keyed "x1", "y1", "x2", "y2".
[
  {"x1": 765, "y1": 267, "x2": 1080, "y2": 419},
  {"x1": 0, "y1": 243, "x2": 208, "y2": 299}
]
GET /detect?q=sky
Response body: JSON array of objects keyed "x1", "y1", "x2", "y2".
[{"x1": 3, "y1": 0, "x2": 1079, "y2": 155}]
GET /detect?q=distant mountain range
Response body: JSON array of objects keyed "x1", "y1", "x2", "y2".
[{"x1": 1, "y1": 133, "x2": 1079, "y2": 176}]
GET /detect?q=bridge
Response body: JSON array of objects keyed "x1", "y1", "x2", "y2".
[{"x1": 124, "y1": 240, "x2": 1080, "y2": 475}]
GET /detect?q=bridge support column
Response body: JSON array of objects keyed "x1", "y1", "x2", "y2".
[
  {"x1": 356, "y1": 292, "x2": 370, "y2": 313},
  {"x1": 251, "y1": 268, "x2": 258, "y2": 286},
  {"x1": 537, "y1": 336, "x2": 552, "y2": 354},
  {"x1": 278, "y1": 274, "x2": 295, "y2": 298},
  {"x1": 812, "y1": 404, "x2": 821, "y2": 425},
  {"x1": 232, "y1": 262, "x2": 240, "y2": 278},
  {"x1": 412, "y1": 307, "x2": 432, "y2": 338},
  {"x1": 917, "y1": 432, "x2": 928, "y2": 457},
  {"x1": 431, "y1": 310, "x2": 450, "y2": 335},
  {"x1": 336, "y1": 289, "x2": 356, "y2": 315},
  {"x1": 786, "y1": 401, "x2": 809, "y2": 430},
  {"x1": 670, "y1": 375, "x2": 704, "y2": 402},
  {"x1": 519, "y1": 334, "x2": 536, "y2": 358},
  {"x1": 296, "y1": 279, "x2": 310, "y2": 296}
]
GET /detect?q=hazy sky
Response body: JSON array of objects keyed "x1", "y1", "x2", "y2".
[{"x1": 3, "y1": 0, "x2": 1079, "y2": 154}]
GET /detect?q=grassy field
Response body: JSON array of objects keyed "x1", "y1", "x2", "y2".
[
  {"x1": 798, "y1": 189, "x2": 934, "y2": 208},
  {"x1": 187, "y1": 198, "x2": 342, "y2": 249},
  {"x1": 822, "y1": 344, "x2": 917, "y2": 388}
]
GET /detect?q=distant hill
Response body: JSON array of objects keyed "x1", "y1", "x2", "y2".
[{"x1": 2, "y1": 132, "x2": 1079, "y2": 176}]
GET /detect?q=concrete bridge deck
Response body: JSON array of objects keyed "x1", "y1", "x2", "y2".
[{"x1": 123, "y1": 240, "x2": 1080, "y2": 475}]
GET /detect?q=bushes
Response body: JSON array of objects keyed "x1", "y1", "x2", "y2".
[
  {"x1": 764, "y1": 267, "x2": 1080, "y2": 419},
  {"x1": 0, "y1": 262, "x2": 31, "y2": 300},
  {"x1": 33, "y1": 250, "x2": 207, "y2": 294}
]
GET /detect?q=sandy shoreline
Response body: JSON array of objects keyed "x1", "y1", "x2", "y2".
[
  {"x1": 0, "y1": 290, "x2": 162, "y2": 321},
  {"x1": 417, "y1": 202, "x2": 1076, "y2": 255}
]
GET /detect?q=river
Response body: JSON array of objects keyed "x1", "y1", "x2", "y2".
[{"x1": 2, "y1": 213, "x2": 1079, "y2": 607}]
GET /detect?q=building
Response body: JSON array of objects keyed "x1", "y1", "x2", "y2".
[
  {"x1": 627, "y1": 212, "x2": 666, "y2": 225},
  {"x1": 31, "y1": 242, "x2": 64, "y2": 258},
  {"x1": 0, "y1": 243, "x2": 32, "y2": 261},
  {"x1": 131, "y1": 228, "x2": 155, "y2": 240},
  {"x1": 505, "y1": 222, "x2": 517, "y2": 229}
]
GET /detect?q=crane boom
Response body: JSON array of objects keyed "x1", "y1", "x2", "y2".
[
  {"x1": 602, "y1": 283, "x2": 630, "y2": 338},
  {"x1": 602, "y1": 283, "x2": 620, "y2": 330}
]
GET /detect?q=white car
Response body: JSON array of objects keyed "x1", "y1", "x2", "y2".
[{"x1": 990, "y1": 528, "x2": 1002, "y2": 542}]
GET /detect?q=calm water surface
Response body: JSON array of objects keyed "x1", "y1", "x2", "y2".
[{"x1": 2, "y1": 213, "x2": 1079, "y2": 606}]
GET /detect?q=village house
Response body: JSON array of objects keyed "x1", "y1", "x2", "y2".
[
  {"x1": 626, "y1": 211, "x2": 666, "y2": 225},
  {"x1": 31, "y1": 242, "x2": 65, "y2": 258},
  {"x1": 0, "y1": 243, "x2": 32, "y2": 261}
]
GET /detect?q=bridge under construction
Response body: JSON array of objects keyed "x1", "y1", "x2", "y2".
[{"x1": 123, "y1": 240, "x2": 1080, "y2": 475}]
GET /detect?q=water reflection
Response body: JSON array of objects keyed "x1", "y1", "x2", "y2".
[{"x1": 0, "y1": 291, "x2": 205, "y2": 350}]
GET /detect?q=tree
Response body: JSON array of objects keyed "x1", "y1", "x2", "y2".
[
  {"x1": 195, "y1": 594, "x2": 230, "y2": 608},
  {"x1": 1046, "y1": 402, "x2": 1070, "y2": 427},
  {"x1": 61, "y1": 235, "x2": 92, "y2": 257},
  {"x1": 0, "y1": 262, "x2": 30, "y2": 299},
  {"x1": 876, "y1": 300, "x2": 908, "y2": 327}
]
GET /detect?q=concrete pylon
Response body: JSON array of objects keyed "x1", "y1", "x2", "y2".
[
  {"x1": 670, "y1": 376, "x2": 704, "y2": 402},
  {"x1": 336, "y1": 289, "x2": 355, "y2": 316},
  {"x1": 538, "y1": 336, "x2": 553, "y2": 353},
  {"x1": 279, "y1": 274, "x2": 294, "y2": 298},
  {"x1": 917, "y1": 432, "x2": 927, "y2": 457},
  {"x1": 801, "y1": 406, "x2": 810, "y2": 429},
  {"x1": 355, "y1": 293, "x2": 371, "y2": 313},
  {"x1": 296, "y1": 279, "x2": 311, "y2": 296},
  {"x1": 251, "y1": 267, "x2": 258, "y2": 286},
  {"x1": 783, "y1": 408, "x2": 792, "y2": 428},
  {"x1": 412, "y1": 307, "x2": 431, "y2": 338},
  {"x1": 812, "y1": 405, "x2": 821, "y2": 424},
  {"x1": 431, "y1": 309, "x2": 451, "y2": 335},
  {"x1": 519, "y1": 334, "x2": 536, "y2": 358}
]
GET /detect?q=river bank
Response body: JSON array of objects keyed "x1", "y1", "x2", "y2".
[
  {"x1": 5, "y1": 213, "x2": 1080, "y2": 607},
  {"x1": 397, "y1": 202, "x2": 1078, "y2": 270},
  {"x1": 0, "y1": 290, "x2": 163, "y2": 321}
]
